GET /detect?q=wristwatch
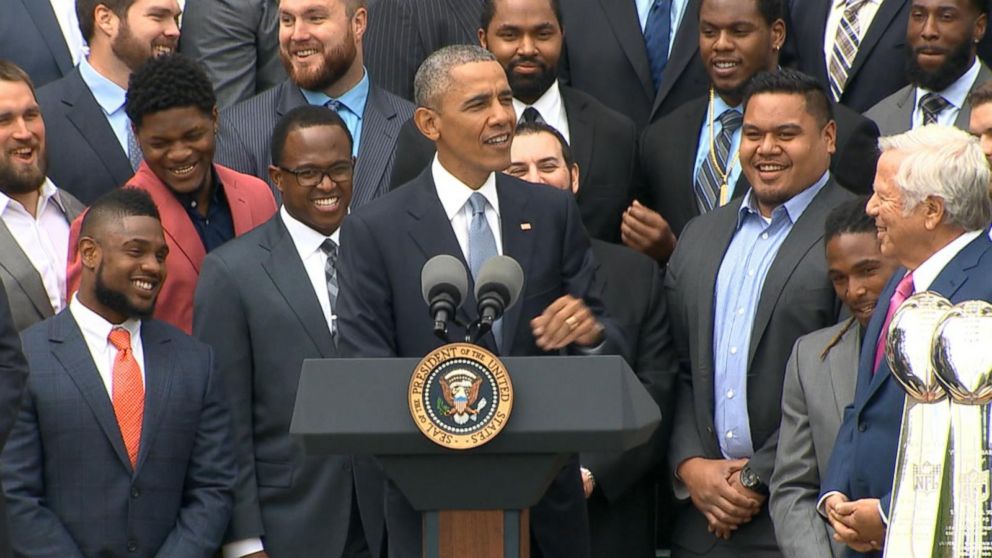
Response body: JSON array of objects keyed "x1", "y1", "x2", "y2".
[{"x1": 740, "y1": 463, "x2": 769, "y2": 495}]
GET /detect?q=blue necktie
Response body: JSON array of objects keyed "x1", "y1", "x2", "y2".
[
  {"x1": 643, "y1": 0, "x2": 673, "y2": 92},
  {"x1": 467, "y1": 193, "x2": 501, "y2": 349}
]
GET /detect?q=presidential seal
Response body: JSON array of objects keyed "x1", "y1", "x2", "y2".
[{"x1": 408, "y1": 343, "x2": 514, "y2": 450}]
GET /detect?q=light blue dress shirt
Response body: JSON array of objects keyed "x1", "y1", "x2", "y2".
[
  {"x1": 693, "y1": 96, "x2": 744, "y2": 197},
  {"x1": 635, "y1": 0, "x2": 689, "y2": 53},
  {"x1": 712, "y1": 170, "x2": 830, "y2": 459},
  {"x1": 301, "y1": 68, "x2": 370, "y2": 157},
  {"x1": 911, "y1": 59, "x2": 981, "y2": 130},
  {"x1": 77, "y1": 58, "x2": 132, "y2": 159}
]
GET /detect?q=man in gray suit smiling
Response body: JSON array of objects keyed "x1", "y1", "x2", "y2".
[{"x1": 769, "y1": 197, "x2": 899, "y2": 558}]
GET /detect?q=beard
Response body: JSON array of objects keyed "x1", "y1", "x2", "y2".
[
  {"x1": 111, "y1": 20, "x2": 177, "y2": 72},
  {"x1": 281, "y1": 30, "x2": 358, "y2": 92},
  {"x1": 506, "y1": 56, "x2": 558, "y2": 105},
  {"x1": 94, "y1": 262, "x2": 155, "y2": 320},
  {"x1": 0, "y1": 150, "x2": 47, "y2": 198},
  {"x1": 905, "y1": 40, "x2": 974, "y2": 92}
]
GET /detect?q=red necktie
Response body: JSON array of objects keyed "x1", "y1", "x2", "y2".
[
  {"x1": 108, "y1": 328, "x2": 144, "y2": 468},
  {"x1": 872, "y1": 272, "x2": 915, "y2": 373}
]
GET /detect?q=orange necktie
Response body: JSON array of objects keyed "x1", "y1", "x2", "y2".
[{"x1": 108, "y1": 328, "x2": 144, "y2": 468}]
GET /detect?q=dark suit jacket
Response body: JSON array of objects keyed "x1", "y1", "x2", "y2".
[
  {"x1": 559, "y1": 0, "x2": 708, "y2": 128},
  {"x1": 215, "y1": 78, "x2": 414, "y2": 209},
  {"x1": 36, "y1": 68, "x2": 135, "y2": 205},
  {"x1": 822, "y1": 233, "x2": 992, "y2": 546},
  {"x1": 0, "y1": 284, "x2": 29, "y2": 558},
  {"x1": 0, "y1": 0, "x2": 73, "y2": 88},
  {"x1": 337, "y1": 169, "x2": 627, "y2": 558},
  {"x1": 639, "y1": 96, "x2": 880, "y2": 237},
  {"x1": 193, "y1": 214, "x2": 384, "y2": 558},
  {"x1": 0, "y1": 311, "x2": 236, "y2": 557},
  {"x1": 390, "y1": 84, "x2": 639, "y2": 242},
  {"x1": 788, "y1": 0, "x2": 910, "y2": 113},
  {"x1": 364, "y1": 0, "x2": 481, "y2": 101},
  {"x1": 0, "y1": 188, "x2": 83, "y2": 331},
  {"x1": 664, "y1": 180, "x2": 852, "y2": 554},
  {"x1": 583, "y1": 239, "x2": 678, "y2": 558}
]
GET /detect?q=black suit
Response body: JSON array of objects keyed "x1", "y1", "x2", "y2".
[
  {"x1": 559, "y1": 0, "x2": 708, "y2": 128},
  {"x1": 0, "y1": 0, "x2": 73, "y2": 88},
  {"x1": 37, "y1": 69, "x2": 135, "y2": 204},
  {"x1": 337, "y1": 169, "x2": 627, "y2": 558},
  {"x1": 583, "y1": 240, "x2": 677, "y2": 558},
  {"x1": 639, "y1": 96, "x2": 879, "y2": 237},
  {"x1": 0, "y1": 284, "x2": 29, "y2": 558},
  {"x1": 787, "y1": 0, "x2": 910, "y2": 113},
  {"x1": 390, "y1": 85, "x2": 639, "y2": 242}
]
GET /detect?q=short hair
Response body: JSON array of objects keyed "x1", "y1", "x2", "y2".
[
  {"x1": 0, "y1": 60, "x2": 36, "y2": 99},
  {"x1": 879, "y1": 124, "x2": 992, "y2": 231},
  {"x1": 743, "y1": 69, "x2": 834, "y2": 127},
  {"x1": 698, "y1": 0, "x2": 786, "y2": 25},
  {"x1": 271, "y1": 105, "x2": 353, "y2": 167},
  {"x1": 514, "y1": 122, "x2": 575, "y2": 168},
  {"x1": 480, "y1": 0, "x2": 563, "y2": 32},
  {"x1": 824, "y1": 196, "x2": 875, "y2": 244},
  {"x1": 969, "y1": 79, "x2": 992, "y2": 108},
  {"x1": 80, "y1": 187, "x2": 161, "y2": 239},
  {"x1": 125, "y1": 54, "x2": 217, "y2": 128},
  {"x1": 414, "y1": 45, "x2": 498, "y2": 109},
  {"x1": 76, "y1": 0, "x2": 136, "y2": 42}
]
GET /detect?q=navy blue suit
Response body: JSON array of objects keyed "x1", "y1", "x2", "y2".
[
  {"x1": 0, "y1": 0, "x2": 73, "y2": 88},
  {"x1": 822, "y1": 232, "x2": 992, "y2": 555},
  {"x1": 0, "y1": 311, "x2": 236, "y2": 557}
]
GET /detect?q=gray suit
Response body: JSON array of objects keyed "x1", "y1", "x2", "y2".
[
  {"x1": 215, "y1": 79, "x2": 414, "y2": 209},
  {"x1": 865, "y1": 63, "x2": 992, "y2": 135},
  {"x1": 179, "y1": 0, "x2": 286, "y2": 108},
  {"x1": 770, "y1": 320, "x2": 860, "y2": 558},
  {"x1": 193, "y1": 214, "x2": 384, "y2": 558},
  {"x1": 0, "y1": 188, "x2": 83, "y2": 331},
  {"x1": 664, "y1": 180, "x2": 852, "y2": 557}
]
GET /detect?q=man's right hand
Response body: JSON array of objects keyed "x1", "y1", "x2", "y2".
[
  {"x1": 677, "y1": 457, "x2": 762, "y2": 539},
  {"x1": 243, "y1": 553, "x2": 269, "y2": 558}
]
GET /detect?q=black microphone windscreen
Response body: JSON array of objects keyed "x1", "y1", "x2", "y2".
[
  {"x1": 474, "y1": 255, "x2": 525, "y2": 309},
  {"x1": 421, "y1": 254, "x2": 469, "y2": 306}
]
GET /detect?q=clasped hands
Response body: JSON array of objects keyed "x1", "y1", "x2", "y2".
[
  {"x1": 824, "y1": 493, "x2": 885, "y2": 553},
  {"x1": 677, "y1": 457, "x2": 764, "y2": 540}
]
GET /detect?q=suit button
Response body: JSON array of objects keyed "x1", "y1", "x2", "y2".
[
  {"x1": 131, "y1": 487, "x2": 140, "y2": 499},
  {"x1": 127, "y1": 540, "x2": 138, "y2": 552},
  {"x1": 858, "y1": 422, "x2": 867, "y2": 432}
]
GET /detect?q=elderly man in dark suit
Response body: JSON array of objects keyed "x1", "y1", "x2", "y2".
[
  {"x1": 665, "y1": 69, "x2": 854, "y2": 557},
  {"x1": 216, "y1": 0, "x2": 413, "y2": 210},
  {"x1": 195, "y1": 106, "x2": 383, "y2": 558},
  {"x1": 1, "y1": 187, "x2": 236, "y2": 557},
  {"x1": 0, "y1": 285, "x2": 29, "y2": 558},
  {"x1": 37, "y1": 0, "x2": 182, "y2": 204},
  {"x1": 337, "y1": 45, "x2": 627, "y2": 558}
]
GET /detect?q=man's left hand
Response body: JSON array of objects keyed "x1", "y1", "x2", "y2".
[
  {"x1": 727, "y1": 469, "x2": 768, "y2": 510},
  {"x1": 531, "y1": 295, "x2": 604, "y2": 350},
  {"x1": 829, "y1": 498, "x2": 885, "y2": 552}
]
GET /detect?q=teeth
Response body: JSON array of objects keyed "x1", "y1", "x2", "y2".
[
  {"x1": 296, "y1": 49, "x2": 318, "y2": 56},
  {"x1": 715, "y1": 61, "x2": 738, "y2": 69},
  {"x1": 153, "y1": 46, "x2": 173, "y2": 56},
  {"x1": 485, "y1": 134, "x2": 509, "y2": 145},
  {"x1": 132, "y1": 280, "x2": 154, "y2": 291},
  {"x1": 11, "y1": 148, "x2": 32, "y2": 156},
  {"x1": 313, "y1": 197, "x2": 339, "y2": 208},
  {"x1": 172, "y1": 164, "x2": 195, "y2": 176},
  {"x1": 758, "y1": 164, "x2": 786, "y2": 171}
]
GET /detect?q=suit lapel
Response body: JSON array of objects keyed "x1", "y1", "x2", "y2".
[
  {"x1": 955, "y1": 64, "x2": 992, "y2": 129},
  {"x1": 218, "y1": 166, "x2": 254, "y2": 235},
  {"x1": 62, "y1": 71, "x2": 134, "y2": 186},
  {"x1": 891, "y1": 85, "x2": 916, "y2": 132},
  {"x1": 134, "y1": 322, "x2": 173, "y2": 474},
  {"x1": 353, "y1": 86, "x2": 400, "y2": 208},
  {"x1": 561, "y1": 87, "x2": 595, "y2": 191},
  {"x1": 134, "y1": 165, "x2": 207, "y2": 273},
  {"x1": 495, "y1": 176, "x2": 536, "y2": 354},
  {"x1": 846, "y1": 0, "x2": 907, "y2": 81},
  {"x1": 261, "y1": 218, "x2": 337, "y2": 356},
  {"x1": 598, "y1": 0, "x2": 654, "y2": 99},
  {"x1": 653, "y1": 0, "x2": 701, "y2": 110},
  {"x1": 49, "y1": 312, "x2": 132, "y2": 471},
  {"x1": 21, "y1": 0, "x2": 73, "y2": 74},
  {"x1": 828, "y1": 320, "x2": 861, "y2": 417},
  {"x1": 0, "y1": 221, "x2": 53, "y2": 319}
]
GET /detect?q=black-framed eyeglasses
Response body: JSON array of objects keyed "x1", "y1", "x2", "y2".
[{"x1": 278, "y1": 162, "x2": 354, "y2": 187}]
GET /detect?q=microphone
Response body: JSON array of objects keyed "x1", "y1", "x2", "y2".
[
  {"x1": 474, "y1": 256, "x2": 525, "y2": 334},
  {"x1": 421, "y1": 255, "x2": 469, "y2": 341}
]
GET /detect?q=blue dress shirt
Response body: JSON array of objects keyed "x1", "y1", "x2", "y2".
[
  {"x1": 693, "y1": 96, "x2": 744, "y2": 197},
  {"x1": 712, "y1": 170, "x2": 830, "y2": 459},
  {"x1": 301, "y1": 68, "x2": 370, "y2": 157},
  {"x1": 635, "y1": 0, "x2": 689, "y2": 52},
  {"x1": 78, "y1": 58, "x2": 132, "y2": 159},
  {"x1": 175, "y1": 168, "x2": 235, "y2": 253}
]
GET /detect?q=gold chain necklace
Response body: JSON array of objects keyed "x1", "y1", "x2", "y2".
[{"x1": 706, "y1": 87, "x2": 740, "y2": 207}]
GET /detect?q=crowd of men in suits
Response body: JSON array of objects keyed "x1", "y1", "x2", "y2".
[{"x1": 3, "y1": 0, "x2": 992, "y2": 557}]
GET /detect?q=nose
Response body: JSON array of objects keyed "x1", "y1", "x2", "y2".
[
  {"x1": 521, "y1": 165, "x2": 542, "y2": 185},
  {"x1": 518, "y1": 33, "x2": 538, "y2": 56},
  {"x1": 920, "y1": 14, "x2": 939, "y2": 40},
  {"x1": 10, "y1": 116, "x2": 32, "y2": 139},
  {"x1": 714, "y1": 30, "x2": 733, "y2": 51},
  {"x1": 981, "y1": 134, "x2": 992, "y2": 160},
  {"x1": 866, "y1": 193, "x2": 880, "y2": 217},
  {"x1": 167, "y1": 143, "x2": 193, "y2": 162},
  {"x1": 164, "y1": 16, "x2": 180, "y2": 38},
  {"x1": 755, "y1": 133, "x2": 777, "y2": 155}
]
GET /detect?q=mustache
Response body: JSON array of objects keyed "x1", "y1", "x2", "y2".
[{"x1": 507, "y1": 56, "x2": 548, "y2": 71}]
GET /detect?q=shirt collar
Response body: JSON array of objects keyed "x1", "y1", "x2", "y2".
[
  {"x1": 916, "y1": 58, "x2": 981, "y2": 110},
  {"x1": 711, "y1": 94, "x2": 743, "y2": 122},
  {"x1": 300, "y1": 67, "x2": 370, "y2": 119},
  {"x1": 173, "y1": 167, "x2": 224, "y2": 212},
  {"x1": 0, "y1": 178, "x2": 63, "y2": 216},
  {"x1": 431, "y1": 155, "x2": 500, "y2": 221},
  {"x1": 912, "y1": 229, "x2": 983, "y2": 291},
  {"x1": 512, "y1": 80, "x2": 564, "y2": 122},
  {"x1": 69, "y1": 293, "x2": 142, "y2": 347},
  {"x1": 738, "y1": 170, "x2": 831, "y2": 227},
  {"x1": 280, "y1": 206, "x2": 342, "y2": 259},
  {"x1": 78, "y1": 57, "x2": 127, "y2": 116}
]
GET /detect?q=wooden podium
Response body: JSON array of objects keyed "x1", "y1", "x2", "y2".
[{"x1": 290, "y1": 355, "x2": 660, "y2": 558}]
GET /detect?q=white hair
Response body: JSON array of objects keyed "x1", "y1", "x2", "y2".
[{"x1": 878, "y1": 124, "x2": 992, "y2": 231}]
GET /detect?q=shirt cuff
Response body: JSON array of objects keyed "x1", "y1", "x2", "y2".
[
  {"x1": 878, "y1": 501, "x2": 888, "y2": 526},
  {"x1": 817, "y1": 491, "x2": 842, "y2": 518},
  {"x1": 223, "y1": 538, "x2": 264, "y2": 558},
  {"x1": 574, "y1": 338, "x2": 606, "y2": 354}
]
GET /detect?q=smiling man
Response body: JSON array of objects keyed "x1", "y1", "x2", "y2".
[
  {"x1": 664, "y1": 69, "x2": 854, "y2": 557},
  {"x1": 866, "y1": 0, "x2": 990, "y2": 135},
  {"x1": 66, "y1": 54, "x2": 276, "y2": 334}
]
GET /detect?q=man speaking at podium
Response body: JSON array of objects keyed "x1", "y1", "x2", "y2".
[{"x1": 336, "y1": 45, "x2": 625, "y2": 558}]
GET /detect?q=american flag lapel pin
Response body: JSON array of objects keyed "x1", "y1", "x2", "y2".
[{"x1": 520, "y1": 222, "x2": 532, "y2": 231}]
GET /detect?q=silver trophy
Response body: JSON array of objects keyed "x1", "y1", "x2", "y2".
[
  {"x1": 884, "y1": 292, "x2": 953, "y2": 558},
  {"x1": 931, "y1": 300, "x2": 992, "y2": 557}
]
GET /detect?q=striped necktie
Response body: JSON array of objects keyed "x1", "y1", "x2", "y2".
[
  {"x1": 695, "y1": 109, "x2": 743, "y2": 213},
  {"x1": 827, "y1": 0, "x2": 869, "y2": 102},
  {"x1": 126, "y1": 123, "x2": 143, "y2": 171},
  {"x1": 320, "y1": 238, "x2": 339, "y2": 344},
  {"x1": 919, "y1": 93, "x2": 950, "y2": 125}
]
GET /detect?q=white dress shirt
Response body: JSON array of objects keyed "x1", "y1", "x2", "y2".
[
  {"x1": 512, "y1": 80, "x2": 571, "y2": 143},
  {"x1": 49, "y1": 0, "x2": 86, "y2": 65},
  {"x1": 432, "y1": 155, "x2": 503, "y2": 259},
  {"x1": 69, "y1": 294, "x2": 145, "y2": 395},
  {"x1": 823, "y1": 0, "x2": 883, "y2": 66},
  {"x1": 912, "y1": 59, "x2": 981, "y2": 129},
  {"x1": 0, "y1": 179, "x2": 71, "y2": 313},
  {"x1": 280, "y1": 206, "x2": 340, "y2": 333}
]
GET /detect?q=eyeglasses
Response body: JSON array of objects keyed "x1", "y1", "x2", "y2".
[{"x1": 278, "y1": 162, "x2": 354, "y2": 187}]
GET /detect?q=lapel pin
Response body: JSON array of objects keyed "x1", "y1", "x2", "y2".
[{"x1": 520, "y1": 222, "x2": 532, "y2": 231}]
